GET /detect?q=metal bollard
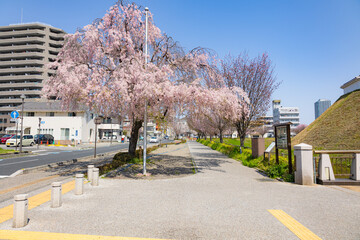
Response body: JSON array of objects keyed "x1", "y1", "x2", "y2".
[
  {"x1": 51, "y1": 182, "x2": 62, "y2": 208},
  {"x1": 87, "y1": 165, "x2": 94, "y2": 182},
  {"x1": 13, "y1": 194, "x2": 28, "y2": 228},
  {"x1": 75, "y1": 174, "x2": 84, "y2": 195},
  {"x1": 91, "y1": 168, "x2": 99, "y2": 186}
]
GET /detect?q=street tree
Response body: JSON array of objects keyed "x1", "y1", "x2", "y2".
[
  {"x1": 43, "y1": 2, "x2": 245, "y2": 156},
  {"x1": 221, "y1": 52, "x2": 279, "y2": 147},
  {"x1": 294, "y1": 124, "x2": 308, "y2": 134},
  {"x1": 43, "y1": 2, "x2": 203, "y2": 155}
]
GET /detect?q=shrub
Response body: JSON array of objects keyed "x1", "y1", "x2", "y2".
[{"x1": 197, "y1": 139, "x2": 294, "y2": 182}]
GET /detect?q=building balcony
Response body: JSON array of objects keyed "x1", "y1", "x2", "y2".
[
  {"x1": 0, "y1": 44, "x2": 45, "y2": 53},
  {"x1": 0, "y1": 29, "x2": 46, "y2": 38},
  {"x1": 0, "y1": 82, "x2": 43, "y2": 89},
  {"x1": 0, "y1": 97, "x2": 40, "y2": 104},
  {"x1": 0, "y1": 51, "x2": 44, "y2": 60},
  {"x1": 0, "y1": 59, "x2": 45, "y2": 67},
  {"x1": 0, "y1": 75, "x2": 44, "y2": 81},
  {"x1": 0, "y1": 67, "x2": 43, "y2": 74},
  {"x1": 0, "y1": 37, "x2": 45, "y2": 45},
  {"x1": 0, "y1": 89, "x2": 42, "y2": 97}
]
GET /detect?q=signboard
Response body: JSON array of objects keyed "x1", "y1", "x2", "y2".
[
  {"x1": 10, "y1": 111, "x2": 19, "y2": 119},
  {"x1": 265, "y1": 141, "x2": 276, "y2": 153},
  {"x1": 75, "y1": 130, "x2": 78, "y2": 136},
  {"x1": 274, "y1": 122, "x2": 293, "y2": 174},
  {"x1": 276, "y1": 126, "x2": 288, "y2": 149},
  {"x1": 94, "y1": 117, "x2": 102, "y2": 124},
  {"x1": 41, "y1": 121, "x2": 45, "y2": 124}
]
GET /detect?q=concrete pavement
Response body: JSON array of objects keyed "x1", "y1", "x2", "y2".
[{"x1": 0, "y1": 141, "x2": 359, "y2": 239}]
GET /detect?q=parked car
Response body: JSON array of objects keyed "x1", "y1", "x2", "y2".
[
  {"x1": 1, "y1": 134, "x2": 15, "y2": 144},
  {"x1": 149, "y1": 136, "x2": 159, "y2": 143},
  {"x1": 102, "y1": 135, "x2": 117, "y2": 140},
  {"x1": 6, "y1": 135, "x2": 35, "y2": 147},
  {"x1": 34, "y1": 134, "x2": 54, "y2": 144},
  {"x1": 0, "y1": 134, "x2": 6, "y2": 139}
]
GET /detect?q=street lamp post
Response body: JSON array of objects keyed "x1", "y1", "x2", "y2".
[
  {"x1": 19, "y1": 94, "x2": 25, "y2": 153},
  {"x1": 143, "y1": 7, "x2": 149, "y2": 175}
]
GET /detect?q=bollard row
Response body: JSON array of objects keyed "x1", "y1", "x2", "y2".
[{"x1": 12, "y1": 165, "x2": 100, "y2": 228}]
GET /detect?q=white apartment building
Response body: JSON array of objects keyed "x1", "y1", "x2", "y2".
[
  {"x1": 0, "y1": 23, "x2": 66, "y2": 132},
  {"x1": 272, "y1": 100, "x2": 300, "y2": 132}
]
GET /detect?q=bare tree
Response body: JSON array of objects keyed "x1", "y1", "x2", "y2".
[{"x1": 221, "y1": 52, "x2": 279, "y2": 147}]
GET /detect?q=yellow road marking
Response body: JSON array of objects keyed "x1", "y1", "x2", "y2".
[
  {"x1": 0, "y1": 230, "x2": 172, "y2": 240},
  {"x1": 268, "y1": 209, "x2": 322, "y2": 240},
  {"x1": 0, "y1": 175, "x2": 59, "y2": 195},
  {"x1": 0, "y1": 180, "x2": 75, "y2": 224}
]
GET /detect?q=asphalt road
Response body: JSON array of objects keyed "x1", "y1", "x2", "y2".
[{"x1": 0, "y1": 140, "x2": 170, "y2": 176}]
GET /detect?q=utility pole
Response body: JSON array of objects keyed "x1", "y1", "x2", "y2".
[
  {"x1": 143, "y1": 7, "x2": 149, "y2": 175},
  {"x1": 19, "y1": 94, "x2": 25, "y2": 153},
  {"x1": 15, "y1": 119, "x2": 18, "y2": 151},
  {"x1": 37, "y1": 118, "x2": 41, "y2": 149}
]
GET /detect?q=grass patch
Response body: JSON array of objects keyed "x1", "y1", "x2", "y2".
[
  {"x1": 197, "y1": 138, "x2": 293, "y2": 181},
  {"x1": 0, "y1": 148, "x2": 15, "y2": 154},
  {"x1": 212, "y1": 137, "x2": 275, "y2": 149},
  {"x1": 293, "y1": 90, "x2": 360, "y2": 150}
]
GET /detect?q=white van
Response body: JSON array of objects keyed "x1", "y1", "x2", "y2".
[{"x1": 6, "y1": 135, "x2": 35, "y2": 147}]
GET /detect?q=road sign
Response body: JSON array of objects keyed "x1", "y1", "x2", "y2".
[
  {"x1": 10, "y1": 118, "x2": 19, "y2": 123},
  {"x1": 94, "y1": 117, "x2": 102, "y2": 124},
  {"x1": 10, "y1": 111, "x2": 19, "y2": 119}
]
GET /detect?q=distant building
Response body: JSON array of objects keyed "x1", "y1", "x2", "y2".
[
  {"x1": 341, "y1": 76, "x2": 360, "y2": 95},
  {"x1": 314, "y1": 99, "x2": 331, "y2": 119},
  {"x1": 272, "y1": 100, "x2": 300, "y2": 132}
]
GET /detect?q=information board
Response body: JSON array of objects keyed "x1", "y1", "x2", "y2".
[{"x1": 276, "y1": 126, "x2": 288, "y2": 149}]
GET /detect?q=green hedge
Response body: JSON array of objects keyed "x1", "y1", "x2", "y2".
[{"x1": 197, "y1": 138, "x2": 293, "y2": 182}]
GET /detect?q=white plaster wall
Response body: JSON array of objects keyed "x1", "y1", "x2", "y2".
[
  {"x1": 23, "y1": 112, "x2": 95, "y2": 143},
  {"x1": 344, "y1": 81, "x2": 360, "y2": 94}
]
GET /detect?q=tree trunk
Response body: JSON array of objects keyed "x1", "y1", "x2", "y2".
[
  {"x1": 219, "y1": 129, "x2": 223, "y2": 143},
  {"x1": 128, "y1": 120, "x2": 143, "y2": 156},
  {"x1": 210, "y1": 135, "x2": 212, "y2": 141}
]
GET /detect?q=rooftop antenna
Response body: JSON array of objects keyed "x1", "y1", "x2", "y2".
[{"x1": 21, "y1": 8, "x2": 23, "y2": 24}]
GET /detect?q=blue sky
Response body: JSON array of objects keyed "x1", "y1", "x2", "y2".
[{"x1": 1, "y1": 0, "x2": 360, "y2": 124}]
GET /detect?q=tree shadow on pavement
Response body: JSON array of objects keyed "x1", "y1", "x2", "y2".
[{"x1": 107, "y1": 154, "x2": 195, "y2": 179}]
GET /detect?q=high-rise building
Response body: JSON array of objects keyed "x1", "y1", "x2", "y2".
[
  {"x1": 314, "y1": 99, "x2": 331, "y2": 119},
  {"x1": 0, "y1": 23, "x2": 65, "y2": 132},
  {"x1": 272, "y1": 100, "x2": 300, "y2": 132}
]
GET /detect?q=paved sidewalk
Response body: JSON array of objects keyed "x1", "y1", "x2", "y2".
[{"x1": 0, "y1": 141, "x2": 359, "y2": 239}]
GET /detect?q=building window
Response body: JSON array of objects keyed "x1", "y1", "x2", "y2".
[
  {"x1": 40, "y1": 128, "x2": 54, "y2": 135},
  {"x1": 103, "y1": 117, "x2": 111, "y2": 124},
  {"x1": 60, "y1": 128, "x2": 70, "y2": 140},
  {"x1": 46, "y1": 112, "x2": 55, "y2": 117},
  {"x1": 26, "y1": 112, "x2": 35, "y2": 116},
  {"x1": 68, "y1": 112, "x2": 76, "y2": 117}
]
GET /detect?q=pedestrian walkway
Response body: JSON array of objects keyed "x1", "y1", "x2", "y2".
[{"x1": 0, "y1": 141, "x2": 359, "y2": 239}]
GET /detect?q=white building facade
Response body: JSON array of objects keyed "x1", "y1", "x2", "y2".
[
  {"x1": 9, "y1": 101, "x2": 96, "y2": 144},
  {"x1": 272, "y1": 100, "x2": 300, "y2": 133},
  {"x1": 341, "y1": 76, "x2": 360, "y2": 95}
]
